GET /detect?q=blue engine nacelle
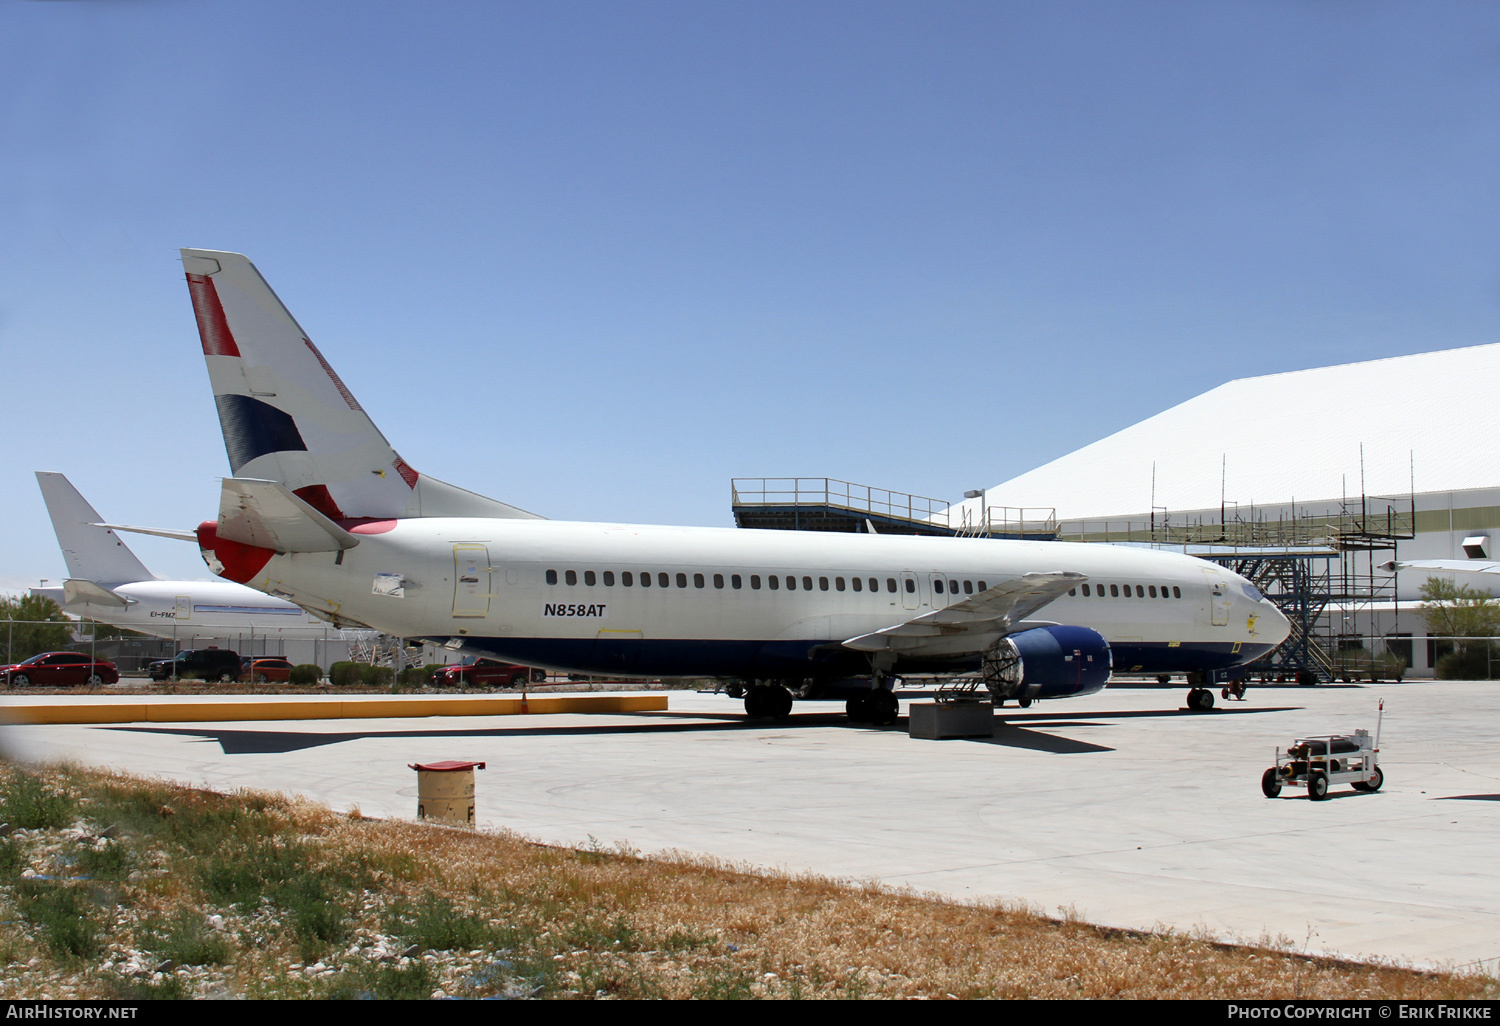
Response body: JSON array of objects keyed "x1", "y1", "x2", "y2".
[{"x1": 981, "y1": 625, "x2": 1112, "y2": 702}]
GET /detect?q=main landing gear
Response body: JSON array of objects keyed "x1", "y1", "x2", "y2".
[
  {"x1": 743, "y1": 682, "x2": 793, "y2": 719},
  {"x1": 846, "y1": 688, "x2": 899, "y2": 726}
]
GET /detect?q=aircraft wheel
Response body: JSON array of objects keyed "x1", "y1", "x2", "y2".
[
  {"x1": 1261, "y1": 768, "x2": 1282, "y2": 798},
  {"x1": 1307, "y1": 771, "x2": 1329, "y2": 801},
  {"x1": 11, "y1": 674, "x2": 29, "y2": 687},
  {"x1": 1017, "y1": 696, "x2": 1032, "y2": 708},
  {"x1": 769, "y1": 686, "x2": 793, "y2": 719},
  {"x1": 725, "y1": 683, "x2": 744, "y2": 699},
  {"x1": 743, "y1": 687, "x2": 764, "y2": 717},
  {"x1": 845, "y1": 695, "x2": 870, "y2": 722},
  {"x1": 1157, "y1": 674, "x2": 1171, "y2": 685},
  {"x1": 869, "y1": 689, "x2": 898, "y2": 726}
]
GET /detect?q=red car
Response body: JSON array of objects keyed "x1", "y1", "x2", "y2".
[
  {"x1": 431, "y1": 657, "x2": 546, "y2": 688},
  {"x1": 2, "y1": 651, "x2": 119, "y2": 687}
]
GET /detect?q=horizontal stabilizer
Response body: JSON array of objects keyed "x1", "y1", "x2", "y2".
[
  {"x1": 842, "y1": 571, "x2": 1085, "y2": 653},
  {"x1": 62, "y1": 579, "x2": 132, "y2": 608},
  {"x1": 93, "y1": 523, "x2": 199, "y2": 543},
  {"x1": 218, "y1": 478, "x2": 360, "y2": 554}
]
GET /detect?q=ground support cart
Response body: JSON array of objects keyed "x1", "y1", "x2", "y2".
[{"x1": 1262, "y1": 711, "x2": 1384, "y2": 801}]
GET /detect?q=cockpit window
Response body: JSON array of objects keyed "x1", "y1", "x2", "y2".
[{"x1": 1241, "y1": 583, "x2": 1265, "y2": 602}]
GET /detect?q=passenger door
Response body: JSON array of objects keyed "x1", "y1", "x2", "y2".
[
  {"x1": 452, "y1": 544, "x2": 491, "y2": 618},
  {"x1": 1202, "y1": 570, "x2": 1229, "y2": 626}
]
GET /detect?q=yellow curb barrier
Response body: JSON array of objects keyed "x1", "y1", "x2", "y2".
[{"x1": 0, "y1": 693, "x2": 668, "y2": 726}]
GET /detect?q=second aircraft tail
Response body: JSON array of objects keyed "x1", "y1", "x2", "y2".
[{"x1": 36, "y1": 472, "x2": 156, "y2": 588}]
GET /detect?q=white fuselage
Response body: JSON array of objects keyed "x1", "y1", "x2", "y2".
[
  {"x1": 220, "y1": 518, "x2": 1289, "y2": 679},
  {"x1": 63, "y1": 579, "x2": 344, "y2": 641}
]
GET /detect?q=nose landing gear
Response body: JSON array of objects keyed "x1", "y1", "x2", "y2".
[{"x1": 1186, "y1": 687, "x2": 1215, "y2": 711}]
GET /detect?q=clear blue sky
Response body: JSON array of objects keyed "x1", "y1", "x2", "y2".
[{"x1": 2, "y1": 1, "x2": 1498, "y2": 589}]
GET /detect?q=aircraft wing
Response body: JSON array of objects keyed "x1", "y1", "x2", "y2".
[
  {"x1": 841, "y1": 571, "x2": 1085, "y2": 653},
  {"x1": 1380, "y1": 559, "x2": 1500, "y2": 575},
  {"x1": 218, "y1": 478, "x2": 359, "y2": 553}
]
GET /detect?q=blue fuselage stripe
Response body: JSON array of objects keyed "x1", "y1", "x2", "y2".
[{"x1": 430, "y1": 636, "x2": 1278, "y2": 679}]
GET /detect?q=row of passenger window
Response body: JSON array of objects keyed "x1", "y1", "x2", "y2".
[
  {"x1": 1069, "y1": 584, "x2": 1182, "y2": 599},
  {"x1": 544, "y1": 569, "x2": 991, "y2": 594},
  {"x1": 543, "y1": 570, "x2": 1186, "y2": 600}
]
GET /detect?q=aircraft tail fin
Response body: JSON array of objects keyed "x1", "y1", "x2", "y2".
[
  {"x1": 35, "y1": 472, "x2": 156, "y2": 587},
  {"x1": 181, "y1": 249, "x2": 543, "y2": 522}
]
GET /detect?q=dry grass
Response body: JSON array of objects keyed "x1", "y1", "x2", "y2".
[{"x1": 0, "y1": 761, "x2": 1493, "y2": 1000}]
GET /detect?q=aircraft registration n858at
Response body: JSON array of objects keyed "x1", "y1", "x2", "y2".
[{"x1": 176, "y1": 248, "x2": 1288, "y2": 722}]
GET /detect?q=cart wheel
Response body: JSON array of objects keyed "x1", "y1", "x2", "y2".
[
  {"x1": 1261, "y1": 767, "x2": 1282, "y2": 799},
  {"x1": 1354, "y1": 766, "x2": 1384, "y2": 793},
  {"x1": 1307, "y1": 770, "x2": 1329, "y2": 801}
]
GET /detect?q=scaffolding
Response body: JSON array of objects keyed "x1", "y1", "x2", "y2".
[
  {"x1": 730, "y1": 478, "x2": 956, "y2": 535},
  {"x1": 954, "y1": 505, "x2": 1060, "y2": 540},
  {"x1": 1123, "y1": 494, "x2": 1416, "y2": 682},
  {"x1": 729, "y1": 475, "x2": 1417, "y2": 682}
]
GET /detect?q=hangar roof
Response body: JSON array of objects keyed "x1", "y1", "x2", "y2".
[{"x1": 953, "y1": 342, "x2": 1499, "y2": 522}]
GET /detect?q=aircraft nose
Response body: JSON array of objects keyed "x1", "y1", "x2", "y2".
[{"x1": 1261, "y1": 598, "x2": 1291, "y2": 643}]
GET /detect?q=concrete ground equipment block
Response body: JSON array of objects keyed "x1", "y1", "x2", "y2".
[{"x1": 908, "y1": 700, "x2": 995, "y2": 739}]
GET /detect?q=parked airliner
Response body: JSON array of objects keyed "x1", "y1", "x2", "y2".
[
  {"x1": 179, "y1": 248, "x2": 1289, "y2": 721},
  {"x1": 36, "y1": 471, "x2": 351, "y2": 642}
]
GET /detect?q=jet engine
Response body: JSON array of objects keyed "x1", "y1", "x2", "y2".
[{"x1": 981, "y1": 625, "x2": 1111, "y2": 703}]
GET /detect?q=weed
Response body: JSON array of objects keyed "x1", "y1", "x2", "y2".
[
  {"x1": 0, "y1": 837, "x2": 25, "y2": 879},
  {"x1": 74, "y1": 840, "x2": 131, "y2": 881},
  {"x1": 691, "y1": 964, "x2": 757, "y2": 1000},
  {"x1": 326, "y1": 957, "x2": 438, "y2": 1000},
  {"x1": 137, "y1": 907, "x2": 231, "y2": 967},
  {"x1": 98, "y1": 972, "x2": 190, "y2": 1000},
  {"x1": 15, "y1": 882, "x2": 100, "y2": 960},
  {"x1": 387, "y1": 891, "x2": 494, "y2": 952},
  {"x1": 660, "y1": 928, "x2": 718, "y2": 953},
  {"x1": 199, "y1": 835, "x2": 302, "y2": 908},
  {"x1": 282, "y1": 878, "x2": 350, "y2": 955},
  {"x1": 564, "y1": 913, "x2": 639, "y2": 952},
  {"x1": 0, "y1": 772, "x2": 75, "y2": 830}
]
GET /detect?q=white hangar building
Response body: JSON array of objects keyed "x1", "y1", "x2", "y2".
[{"x1": 945, "y1": 343, "x2": 1500, "y2": 679}]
